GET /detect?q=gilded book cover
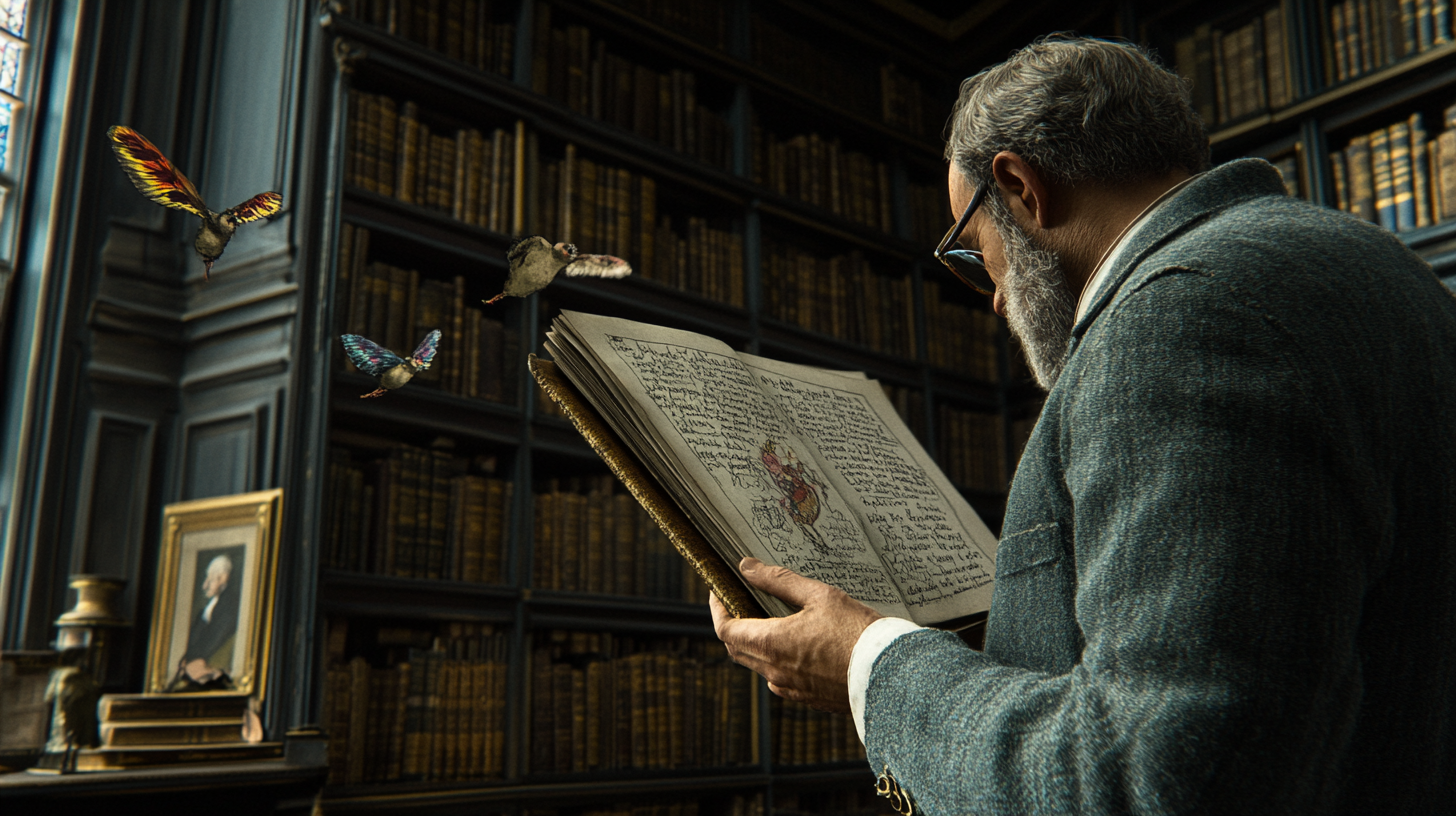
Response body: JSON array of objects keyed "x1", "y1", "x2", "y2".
[{"x1": 530, "y1": 355, "x2": 768, "y2": 619}]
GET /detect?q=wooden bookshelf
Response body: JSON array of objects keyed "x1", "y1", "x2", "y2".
[
  {"x1": 25, "y1": 1, "x2": 1456, "y2": 813},
  {"x1": 1146, "y1": 0, "x2": 1456, "y2": 279},
  {"x1": 305, "y1": 1, "x2": 1009, "y2": 813}
]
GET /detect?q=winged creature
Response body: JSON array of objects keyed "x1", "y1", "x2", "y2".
[
  {"x1": 340, "y1": 330, "x2": 442, "y2": 398},
  {"x1": 108, "y1": 125, "x2": 283, "y2": 280},
  {"x1": 485, "y1": 235, "x2": 632, "y2": 304}
]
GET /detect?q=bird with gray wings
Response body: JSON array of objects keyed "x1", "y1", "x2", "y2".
[{"x1": 485, "y1": 235, "x2": 632, "y2": 304}]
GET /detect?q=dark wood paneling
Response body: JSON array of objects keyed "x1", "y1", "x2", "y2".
[{"x1": 183, "y1": 412, "x2": 257, "y2": 500}]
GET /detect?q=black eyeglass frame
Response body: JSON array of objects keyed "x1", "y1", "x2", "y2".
[{"x1": 934, "y1": 186, "x2": 994, "y2": 295}]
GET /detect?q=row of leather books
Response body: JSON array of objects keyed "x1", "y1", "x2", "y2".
[
  {"x1": 346, "y1": 91, "x2": 526, "y2": 235},
  {"x1": 322, "y1": 622, "x2": 509, "y2": 785},
  {"x1": 881, "y1": 63, "x2": 937, "y2": 141},
  {"x1": 761, "y1": 240, "x2": 916, "y2": 359},
  {"x1": 882, "y1": 383, "x2": 928, "y2": 445},
  {"x1": 773, "y1": 790, "x2": 887, "y2": 816},
  {"x1": 923, "y1": 280, "x2": 1000, "y2": 384},
  {"x1": 337, "y1": 224, "x2": 521, "y2": 404},
  {"x1": 908, "y1": 180, "x2": 949, "y2": 248},
  {"x1": 345, "y1": 0, "x2": 516, "y2": 78},
  {"x1": 1325, "y1": 0, "x2": 1453, "y2": 86},
  {"x1": 769, "y1": 695, "x2": 866, "y2": 767},
  {"x1": 748, "y1": 125, "x2": 896, "y2": 236},
  {"x1": 530, "y1": 3, "x2": 733, "y2": 171},
  {"x1": 524, "y1": 795, "x2": 766, "y2": 816},
  {"x1": 749, "y1": 13, "x2": 886, "y2": 128},
  {"x1": 535, "y1": 145, "x2": 746, "y2": 305},
  {"x1": 937, "y1": 404, "x2": 1009, "y2": 495},
  {"x1": 323, "y1": 443, "x2": 514, "y2": 583},
  {"x1": 1173, "y1": 4, "x2": 1293, "y2": 129},
  {"x1": 603, "y1": 0, "x2": 732, "y2": 52},
  {"x1": 1329, "y1": 105, "x2": 1456, "y2": 231},
  {"x1": 528, "y1": 630, "x2": 758, "y2": 774},
  {"x1": 532, "y1": 475, "x2": 711, "y2": 602}
]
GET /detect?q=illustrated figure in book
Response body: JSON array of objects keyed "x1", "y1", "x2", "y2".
[
  {"x1": 108, "y1": 125, "x2": 283, "y2": 280},
  {"x1": 340, "y1": 329, "x2": 441, "y2": 398},
  {"x1": 485, "y1": 235, "x2": 631, "y2": 304},
  {"x1": 760, "y1": 440, "x2": 820, "y2": 527},
  {"x1": 759, "y1": 440, "x2": 831, "y2": 555}
]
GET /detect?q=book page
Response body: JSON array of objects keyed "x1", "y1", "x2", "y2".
[
  {"x1": 741, "y1": 354, "x2": 997, "y2": 625},
  {"x1": 549, "y1": 312, "x2": 912, "y2": 619}
]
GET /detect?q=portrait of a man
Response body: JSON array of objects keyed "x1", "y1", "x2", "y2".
[{"x1": 170, "y1": 545, "x2": 244, "y2": 689}]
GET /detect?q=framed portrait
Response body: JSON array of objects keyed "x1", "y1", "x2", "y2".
[{"x1": 145, "y1": 489, "x2": 282, "y2": 704}]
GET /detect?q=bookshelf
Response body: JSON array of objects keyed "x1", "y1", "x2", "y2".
[
  {"x1": 303, "y1": 1, "x2": 1011, "y2": 813},
  {"x1": 1145, "y1": 0, "x2": 1456, "y2": 285},
  {"x1": 26, "y1": 1, "x2": 1456, "y2": 813}
]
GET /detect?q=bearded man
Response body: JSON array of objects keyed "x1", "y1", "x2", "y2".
[{"x1": 713, "y1": 35, "x2": 1456, "y2": 815}]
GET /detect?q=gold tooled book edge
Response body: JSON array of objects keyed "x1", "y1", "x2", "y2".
[{"x1": 529, "y1": 355, "x2": 767, "y2": 619}]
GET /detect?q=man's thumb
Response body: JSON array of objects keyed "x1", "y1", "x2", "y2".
[{"x1": 738, "y1": 558, "x2": 816, "y2": 607}]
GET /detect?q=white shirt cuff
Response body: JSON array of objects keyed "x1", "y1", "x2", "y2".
[{"x1": 849, "y1": 617, "x2": 928, "y2": 743}]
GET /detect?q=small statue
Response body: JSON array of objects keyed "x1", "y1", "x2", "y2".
[{"x1": 35, "y1": 649, "x2": 100, "y2": 773}]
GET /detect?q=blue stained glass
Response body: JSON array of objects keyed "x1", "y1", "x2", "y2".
[
  {"x1": 0, "y1": 101, "x2": 10, "y2": 173},
  {"x1": 0, "y1": 0, "x2": 27, "y2": 37},
  {"x1": 0, "y1": 41, "x2": 20, "y2": 95}
]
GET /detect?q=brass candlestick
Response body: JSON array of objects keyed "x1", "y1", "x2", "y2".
[{"x1": 53, "y1": 575, "x2": 128, "y2": 686}]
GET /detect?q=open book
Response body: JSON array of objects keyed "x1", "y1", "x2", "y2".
[{"x1": 538, "y1": 311, "x2": 998, "y2": 628}]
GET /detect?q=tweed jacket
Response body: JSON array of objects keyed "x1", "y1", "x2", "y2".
[{"x1": 863, "y1": 159, "x2": 1456, "y2": 815}]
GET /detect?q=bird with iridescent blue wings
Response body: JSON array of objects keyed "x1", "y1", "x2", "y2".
[{"x1": 340, "y1": 329, "x2": 441, "y2": 398}]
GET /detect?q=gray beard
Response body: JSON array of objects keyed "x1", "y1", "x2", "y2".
[{"x1": 992, "y1": 210, "x2": 1076, "y2": 391}]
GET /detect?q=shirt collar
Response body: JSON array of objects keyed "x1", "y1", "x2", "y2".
[{"x1": 1073, "y1": 173, "x2": 1203, "y2": 323}]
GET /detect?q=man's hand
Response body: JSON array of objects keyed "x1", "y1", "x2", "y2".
[
  {"x1": 710, "y1": 557, "x2": 883, "y2": 713},
  {"x1": 181, "y1": 658, "x2": 222, "y2": 683}
]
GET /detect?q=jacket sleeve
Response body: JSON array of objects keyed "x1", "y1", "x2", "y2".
[{"x1": 863, "y1": 268, "x2": 1375, "y2": 815}]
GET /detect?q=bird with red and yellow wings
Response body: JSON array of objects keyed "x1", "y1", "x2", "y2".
[{"x1": 108, "y1": 125, "x2": 282, "y2": 280}]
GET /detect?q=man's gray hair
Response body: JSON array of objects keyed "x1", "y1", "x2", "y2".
[
  {"x1": 206, "y1": 554, "x2": 233, "y2": 579},
  {"x1": 945, "y1": 35, "x2": 1210, "y2": 190}
]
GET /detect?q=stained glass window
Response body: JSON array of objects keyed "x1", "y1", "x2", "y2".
[
  {"x1": 0, "y1": 0, "x2": 26, "y2": 37},
  {"x1": 0, "y1": 0, "x2": 25, "y2": 181},
  {"x1": 0, "y1": 102, "x2": 10, "y2": 174}
]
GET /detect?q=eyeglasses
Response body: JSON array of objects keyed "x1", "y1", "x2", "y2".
[{"x1": 934, "y1": 186, "x2": 994, "y2": 295}]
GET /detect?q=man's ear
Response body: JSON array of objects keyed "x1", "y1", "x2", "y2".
[{"x1": 990, "y1": 151, "x2": 1054, "y2": 230}]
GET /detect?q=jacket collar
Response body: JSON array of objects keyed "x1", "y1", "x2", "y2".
[{"x1": 1070, "y1": 158, "x2": 1288, "y2": 338}]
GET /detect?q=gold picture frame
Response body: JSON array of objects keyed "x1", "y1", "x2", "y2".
[{"x1": 145, "y1": 489, "x2": 282, "y2": 704}]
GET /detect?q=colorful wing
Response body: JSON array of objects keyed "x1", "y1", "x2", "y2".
[
  {"x1": 107, "y1": 125, "x2": 208, "y2": 218},
  {"x1": 224, "y1": 192, "x2": 283, "y2": 224},
  {"x1": 562, "y1": 253, "x2": 632, "y2": 278},
  {"x1": 410, "y1": 329, "x2": 442, "y2": 370},
  {"x1": 341, "y1": 334, "x2": 404, "y2": 378}
]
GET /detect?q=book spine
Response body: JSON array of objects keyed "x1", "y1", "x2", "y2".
[
  {"x1": 1330, "y1": 149, "x2": 1350, "y2": 212},
  {"x1": 1372, "y1": 125, "x2": 1398, "y2": 229},
  {"x1": 1412, "y1": 113, "x2": 1433, "y2": 227},
  {"x1": 1331, "y1": 3, "x2": 1349, "y2": 82},
  {"x1": 1348, "y1": 134, "x2": 1378, "y2": 220},
  {"x1": 1390, "y1": 120, "x2": 1416, "y2": 230},
  {"x1": 1401, "y1": 0, "x2": 1420, "y2": 56},
  {"x1": 1265, "y1": 7, "x2": 1288, "y2": 109}
]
